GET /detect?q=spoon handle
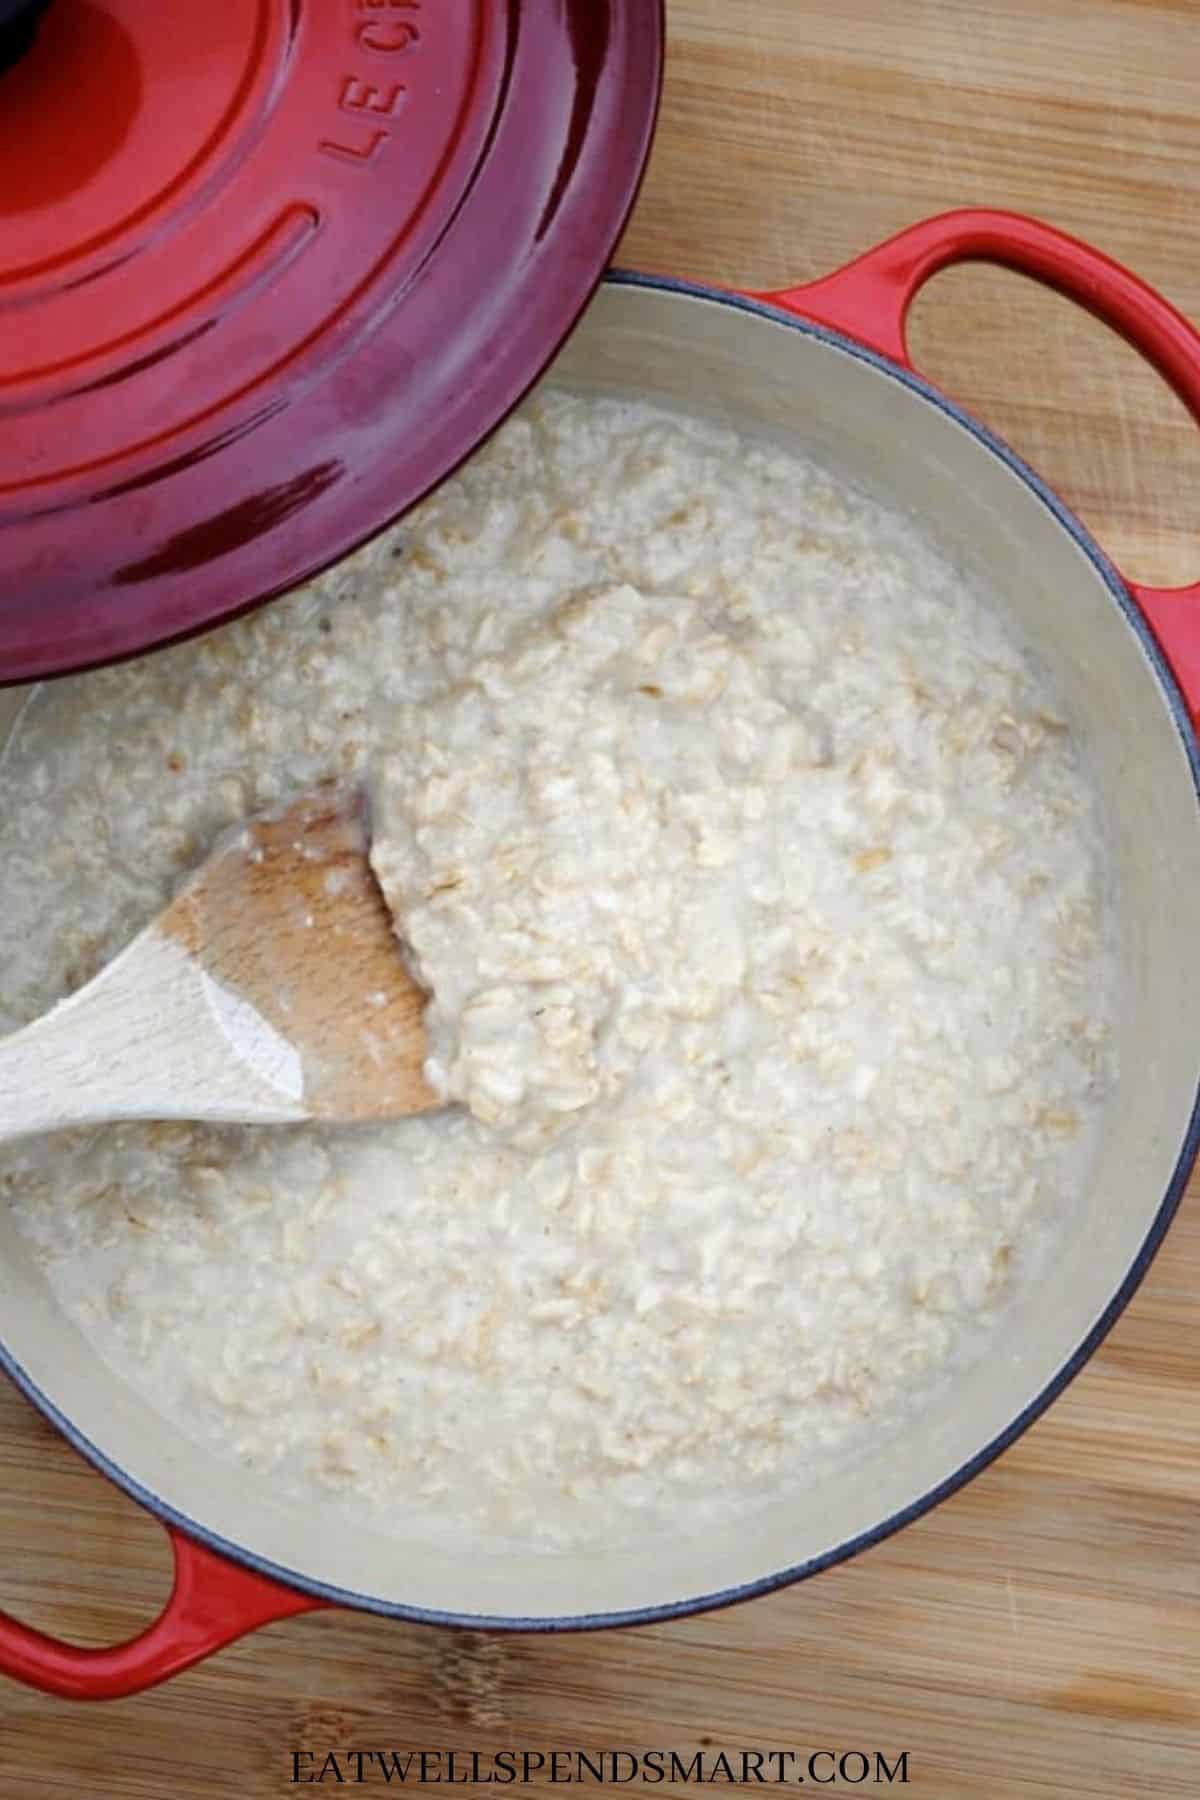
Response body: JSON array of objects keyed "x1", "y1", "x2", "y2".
[{"x1": 0, "y1": 928, "x2": 310, "y2": 1143}]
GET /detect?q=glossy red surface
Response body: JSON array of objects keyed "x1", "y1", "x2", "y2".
[
  {"x1": 0, "y1": 1528, "x2": 326, "y2": 1701},
  {"x1": 0, "y1": 0, "x2": 663, "y2": 680}
]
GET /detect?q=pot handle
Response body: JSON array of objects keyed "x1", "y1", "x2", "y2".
[
  {"x1": 0, "y1": 1526, "x2": 328, "y2": 1699},
  {"x1": 756, "y1": 208, "x2": 1200, "y2": 716}
]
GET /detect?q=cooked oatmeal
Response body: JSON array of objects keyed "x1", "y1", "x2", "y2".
[{"x1": 0, "y1": 394, "x2": 1116, "y2": 1549}]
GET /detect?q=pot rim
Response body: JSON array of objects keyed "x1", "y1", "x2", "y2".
[{"x1": 4, "y1": 269, "x2": 1199, "y2": 1633}]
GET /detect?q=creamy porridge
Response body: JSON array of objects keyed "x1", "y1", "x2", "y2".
[{"x1": 0, "y1": 394, "x2": 1116, "y2": 1549}]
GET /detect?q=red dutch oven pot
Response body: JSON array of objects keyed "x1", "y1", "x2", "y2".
[{"x1": 2, "y1": 0, "x2": 1200, "y2": 1707}]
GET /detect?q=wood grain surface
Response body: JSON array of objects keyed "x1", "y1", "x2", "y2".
[{"x1": 4, "y1": 1, "x2": 1200, "y2": 1792}]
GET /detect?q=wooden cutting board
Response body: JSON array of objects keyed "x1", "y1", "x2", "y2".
[{"x1": 4, "y1": 2, "x2": 1200, "y2": 1792}]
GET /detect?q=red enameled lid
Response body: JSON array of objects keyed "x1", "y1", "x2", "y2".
[{"x1": 0, "y1": 0, "x2": 663, "y2": 681}]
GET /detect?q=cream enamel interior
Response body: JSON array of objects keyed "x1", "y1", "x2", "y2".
[{"x1": 1, "y1": 281, "x2": 1197, "y2": 1622}]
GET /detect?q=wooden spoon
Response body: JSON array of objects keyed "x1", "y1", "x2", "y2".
[{"x1": 0, "y1": 783, "x2": 438, "y2": 1142}]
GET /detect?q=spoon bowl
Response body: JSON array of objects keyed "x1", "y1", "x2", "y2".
[{"x1": 0, "y1": 783, "x2": 437, "y2": 1142}]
